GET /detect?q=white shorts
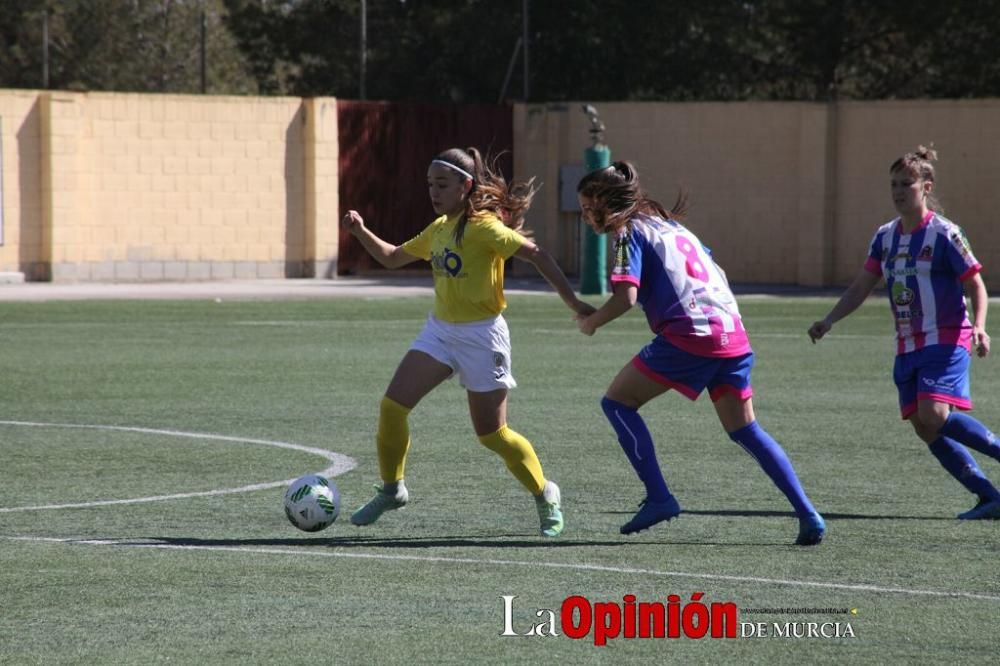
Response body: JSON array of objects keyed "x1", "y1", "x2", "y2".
[{"x1": 410, "y1": 314, "x2": 516, "y2": 392}]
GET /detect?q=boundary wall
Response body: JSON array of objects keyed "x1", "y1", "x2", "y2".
[
  {"x1": 515, "y1": 100, "x2": 1000, "y2": 288},
  {"x1": 0, "y1": 90, "x2": 338, "y2": 281},
  {"x1": 3, "y1": 91, "x2": 999, "y2": 287}
]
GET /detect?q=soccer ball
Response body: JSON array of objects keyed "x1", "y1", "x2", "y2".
[{"x1": 283, "y1": 474, "x2": 341, "y2": 532}]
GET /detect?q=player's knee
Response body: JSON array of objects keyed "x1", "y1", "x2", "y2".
[
  {"x1": 600, "y1": 396, "x2": 615, "y2": 416},
  {"x1": 909, "y1": 417, "x2": 939, "y2": 444},
  {"x1": 379, "y1": 395, "x2": 411, "y2": 422},
  {"x1": 918, "y1": 400, "x2": 948, "y2": 421},
  {"x1": 478, "y1": 424, "x2": 503, "y2": 444},
  {"x1": 478, "y1": 425, "x2": 520, "y2": 456},
  {"x1": 601, "y1": 395, "x2": 635, "y2": 417},
  {"x1": 725, "y1": 419, "x2": 760, "y2": 443}
]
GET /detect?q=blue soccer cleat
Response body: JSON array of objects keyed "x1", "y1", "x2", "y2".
[
  {"x1": 795, "y1": 512, "x2": 826, "y2": 546},
  {"x1": 957, "y1": 497, "x2": 1000, "y2": 520},
  {"x1": 620, "y1": 495, "x2": 682, "y2": 534}
]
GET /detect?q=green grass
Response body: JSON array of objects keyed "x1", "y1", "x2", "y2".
[{"x1": 1, "y1": 294, "x2": 999, "y2": 664}]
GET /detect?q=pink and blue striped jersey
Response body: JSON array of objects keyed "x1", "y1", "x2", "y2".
[
  {"x1": 863, "y1": 211, "x2": 981, "y2": 355},
  {"x1": 611, "y1": 214, "x2": 751, "y2": 358}
]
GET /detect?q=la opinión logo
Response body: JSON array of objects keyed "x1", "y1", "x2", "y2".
[
  {"x1": 500, "y1": 595, "x2": 859, "y2": 644},
  {"x1": 499, "y1": 593, "x2": 738, "y2": 645}
]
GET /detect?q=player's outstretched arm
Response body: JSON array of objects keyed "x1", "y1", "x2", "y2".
[
  {"x1": 514, "y1": 241, "x2": 595, "y2": 316},
  {"x1": 577, "y1": 281, "x2": 636, "y2": 336},
  {"x1": 341, "y1": 210, "x2": 418, "y2": 269},
  {"x1": 808, "y1": 268, "x2": 880, "y2": 343}
]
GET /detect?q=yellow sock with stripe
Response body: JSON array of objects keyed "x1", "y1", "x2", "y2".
[
  {"x1": 377, "y1": 396, "x2": 411, "y2": 485},
  {"x1": 478, "y1": 425, "x2": 546, "y2": 495}
]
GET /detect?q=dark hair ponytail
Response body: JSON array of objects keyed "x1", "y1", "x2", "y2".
[
  {"x1": 433, "y1": 147, "x2": 538, "y2": 245},
  {"x1": 576, "y1": 161, "x2": 688, "y2": 234}
]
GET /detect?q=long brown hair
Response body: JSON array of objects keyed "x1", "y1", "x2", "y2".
[
  {"x1": 890, "y1": 144, "x2": 943, "y2": 213},
  {"x1": 433, "y1": 147, "x2": 538, "y2": 245},
  {"x1": 576, "y1": 161, "x2": 689, "y2": 235}
]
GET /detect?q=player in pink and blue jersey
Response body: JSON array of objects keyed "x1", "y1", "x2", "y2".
[
  {"x1": 575, "y1": 161, "x2": 825, "y2": 545},
  {"x1": 810, "y1": 145, "x2": 1000, "y2": 520}
]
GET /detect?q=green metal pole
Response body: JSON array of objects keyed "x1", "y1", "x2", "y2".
[{"x1": 580, "y1": 143, "x2": 610, "y2": 295}]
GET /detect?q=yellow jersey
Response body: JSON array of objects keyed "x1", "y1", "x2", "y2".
[{"x1": 401, "y1": 212, "x2": 526, "y2": 323}]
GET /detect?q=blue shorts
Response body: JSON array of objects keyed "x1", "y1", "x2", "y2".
[
  {"x1": 631, "y1": 335, "x2": 754, "y2": 402},
  {"x1": 893, "y1": 344, "x2": 972, "y2": 419}
]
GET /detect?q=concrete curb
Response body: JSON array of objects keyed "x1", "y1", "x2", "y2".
[{"x1": 0, "y1": 276, "x2": 859, "y2": 303}]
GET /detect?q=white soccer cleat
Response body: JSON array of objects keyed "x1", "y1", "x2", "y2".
[
  {"x1": 350, "y1": 481, "x2": 409, "y2": 526},
  {"x1": 535, "y1": 480, "x2": 564, "y2": 537}
]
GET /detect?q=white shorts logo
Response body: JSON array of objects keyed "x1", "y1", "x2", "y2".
[{"x1": 494, "y1": 352, "x2": 508, "y2": 379}]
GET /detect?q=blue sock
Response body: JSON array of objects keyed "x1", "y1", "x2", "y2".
[
  {"x1": 600, "y1": 397, "x2": 672, "y2": 502},
  {"x1": 728, "y1": 421, "x2": 817, "y2": 518},
  {"x1": 928, "y1": 437, "x2": 1000, "y2": 500},
  {"x1": 939, "y1": 412, "x2": 1000, "y2": 463}
]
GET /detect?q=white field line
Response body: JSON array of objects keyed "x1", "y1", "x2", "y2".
[
  {"x1": 5, "y1": 535, "x2": 1000, "y2": 602},
  {"x1": 531, "y1": 329, "x2": 884, "y2": 339},
  {"x1": 5, "y1": 420, "x2": 996, "y2": 603},
  {"x1": 232, "y1": 319, "x2": 415, "y2": 326},
  {"x1": 0, "y1": 319, "x2": 416, "y2": 329},
  {"x1": 0, "y1": 421, "x2": 356, "y2": 512}
]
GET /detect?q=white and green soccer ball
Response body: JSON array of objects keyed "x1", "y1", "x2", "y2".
[{"x1": 283, "y1": 474, "x2": 340, "y2": 532}]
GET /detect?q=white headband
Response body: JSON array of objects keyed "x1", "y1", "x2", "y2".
[{"x1": 431, "y1": 159, "x2": 474, "y2": 181}]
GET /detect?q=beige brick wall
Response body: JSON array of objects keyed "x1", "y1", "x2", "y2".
[
  {"x1": 0, "y1": 91, "x2": 45, "y2": 279},
  {"x1": 3, "y1": 92, "x2": 998, "y2": 286},
  {"x1": 515, "y1": 102, "x2": 813, "y2": 285},
  {"x1": 0, "y1": 90, "x2": 339, "y2": 282},
  {"x1": 834, "y1": 99, "x2": 1000, "y2": 285},
  {"x1": 303, "y1": 98, "x2": 340, "y2": 279},
  {"x1": 516, "y1": 100, "x2": 1000, "y2": 288}
]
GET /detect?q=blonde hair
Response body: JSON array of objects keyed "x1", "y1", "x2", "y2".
[
  {"x1": 891, "y1": 144, "x2": 942, "y2": 212},
  {"x1": 432, "y1": 147, "x2": 538, "y2": 245}
]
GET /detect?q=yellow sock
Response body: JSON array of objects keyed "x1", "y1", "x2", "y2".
[
  {"x1": 478, "y1": 425, "x2": 546, "y2": 495},
  {"x1": 377, "y1": 396, "x2": 411, "y2": 484}
]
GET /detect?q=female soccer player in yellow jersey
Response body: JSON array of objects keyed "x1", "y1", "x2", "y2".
[{"x1": 341, "y1": 147, "x2": 595, "y2": 536}]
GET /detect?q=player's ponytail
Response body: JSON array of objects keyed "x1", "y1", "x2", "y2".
[
  {"x1": 577, "y1": 161, "x2": 689, "y2": 234},
  {"x1": 434, "y1": 147, "x2": 537, "y2": 246}
]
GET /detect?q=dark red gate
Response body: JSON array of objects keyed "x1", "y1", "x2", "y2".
[{"x1": 337, "y1": 102, "x2": 513, "y2": 274}]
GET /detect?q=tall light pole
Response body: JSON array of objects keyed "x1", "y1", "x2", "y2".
[
  {"x1": 359, "y1": 0, "x2": 367, "y2": 100},
  {"x1": 41, "y1": 5, "x2": 50, "y2": 89},
  {"x1": 522, "y1": 0, "x2": 529, "y2": 101},
  {"x1": 199, "y1": 1, "x2": 207, "y2": 94}
]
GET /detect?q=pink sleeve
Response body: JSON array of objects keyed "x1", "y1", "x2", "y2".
[{"x1": 959, "y1": 263, "x2": 982, "y2": 282}]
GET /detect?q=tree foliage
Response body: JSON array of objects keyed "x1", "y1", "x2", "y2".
[
  {"x1": 3, "y1": 0, "x2": 1000, "y2": 101},
  {"x1": 0, "y1": 0, "x2": 255, "y2": 94},
  {"x1": 220, "y1": 0, "x2": 1000, "y2": 102}
]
